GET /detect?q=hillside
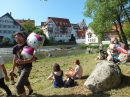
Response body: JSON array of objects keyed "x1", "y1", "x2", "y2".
[{"x1": 1, "y1": 53, "x2": 130, "y2": 97}]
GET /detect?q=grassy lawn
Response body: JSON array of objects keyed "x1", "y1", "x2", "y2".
[{"x1": 1, "y1": 53, "x2": 130, "y2": 97}]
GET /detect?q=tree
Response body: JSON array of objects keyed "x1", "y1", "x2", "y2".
[
  {"x1": 84, "y1": 0, "x2": 130, "y2": 49},
  {"x1": 49, "y1": 36, "x2": 55, "y2": 43},
  {"x1": 34, "y1": 29, "x2": 44, "y2": 35},
  {"x1": 123, "y1": 23, "x2": 130, "y2": 40},
  {"x1": 2, "y1": 38, "x2": 10, "y2": 45},
  {"x1": 22, "y1": 21, "x2": 36, "y2": 33},
  {"x1": 34, "y1": 29, "x2": 50, "y2": 45},
  {"x1": 69, "y1": 34, "x2": 75, "y2": 42}
]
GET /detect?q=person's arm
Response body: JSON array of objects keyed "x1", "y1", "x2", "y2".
[
  {"x1": 16, "y1": 56, "x2": 35, "y2": 65},
  {"x1": 68, "y1": 67, "x2": 74, "y2": 71},
  {"x1": 1, "y1": 64, "x2": 9, "y2": 82},
  {"x1": 9, "y1": 54, "x2": 18, "y2": 76},
  {"x1": 47, "y1": 73, "x2": 54, "y2": 80},
  {"x1": 72, "y1": 66, "x2": 79, "y2": 77}
]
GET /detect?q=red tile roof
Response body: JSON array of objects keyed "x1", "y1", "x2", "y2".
[
  {"x1": 77, "y1": 30, "x2": 85, "y2": 38},
  {"x1": 15, "y1": 19, "x2": 35, "y2": 26},
  {"x1": 43, "y1": 17, "x2": 71, "y2": 27},
  {"x1": 76, "y1": 27, "x2": 87, "y2": 38}
]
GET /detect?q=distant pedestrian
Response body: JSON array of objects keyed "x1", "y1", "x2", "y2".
[{"x1": 99, "y1": 42, "x2": 104, "y2": 54}]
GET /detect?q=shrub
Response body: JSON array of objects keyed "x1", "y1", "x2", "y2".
[
  {"x1": 87, "y1": 45, "x2": 99, "y2": 49},
  {"x1": 78, "y1": 45, "x2": 87, "y2": 49},
  {"x1": 2, "y1": 38, "x2": 10, "y2": 45}
]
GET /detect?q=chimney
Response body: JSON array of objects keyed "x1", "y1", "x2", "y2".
[{"x1": 10, "y1": 12, "x2": 11, "y2": 16}]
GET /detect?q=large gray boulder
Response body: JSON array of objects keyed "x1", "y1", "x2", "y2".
[{"x1": 84, "y1": 60, "x2": 122, "y2": 93}]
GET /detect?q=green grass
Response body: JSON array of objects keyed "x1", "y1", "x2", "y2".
[{"x1": 1, "y1": 53, "x2": 130, "y2": 97}]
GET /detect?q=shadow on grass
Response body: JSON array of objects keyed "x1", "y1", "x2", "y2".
[
  {"x1": 33, "y1": 93, "x2": 110, "y2": 97},
  {"x1": 81, "y1": 75, "x2": 89, "y2": 79},
  {"x1": 116, "y1": 74, "x2": 130, "y2": 89}
]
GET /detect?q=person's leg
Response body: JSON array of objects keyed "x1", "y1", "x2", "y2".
[
  {"x1": 21, "y1": 92, "x2": 26, "y2": 97},
  {"x1": 16, "y1": 68, "x2": 32, "y2": 96},
  {"x1": 24, "y1": 68, "x2": 33, "y2": 96},
  {"x1": 26, "y1": 84, "x2": 33, "y2": 96},
  {"x1": 65, "y1": 71, "x2": 73, "y2": 78},
  {"x1": 0, "y1": 78, "x2": 12, "y2": 96}
]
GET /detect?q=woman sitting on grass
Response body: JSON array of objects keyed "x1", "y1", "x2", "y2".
[
  {"x1": 47, "y1": 63, "x2": 64, "y2": 88},
  {"x1": 65, "y1": 59, "x2": 83, "y2": 79}
]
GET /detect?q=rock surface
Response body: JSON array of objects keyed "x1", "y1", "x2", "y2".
[
  {"x1": 84, "y1": 60, "x2": 122, "y2": 93},
  {"x1": 118, "y1": 53, "x2": 130, "y2": 63}
]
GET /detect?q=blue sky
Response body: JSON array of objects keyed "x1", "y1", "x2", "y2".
[{"x1": 0, "y1": 0, "x2": 92, "y2": 26}]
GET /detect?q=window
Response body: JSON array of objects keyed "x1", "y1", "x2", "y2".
[
  {"x1": 94, "y1": 39, "x2": 95, "y2": 42},
  {"x1": 104, "y1": 34, "x2": 106, "y2": 37},
  {"x1": 8, "y1": 25, "x2": 11, "y2": 28},
  {"x1": 8, "y1": 31, "x2": 11, "y2": 33},
  {"x1": 4, "y1": 31, "x2": 6, "y2": 33},
  {"x1": 3, "y1": 25, "x2": 6, "y2": 28}
]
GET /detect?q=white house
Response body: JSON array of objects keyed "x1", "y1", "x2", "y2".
[
  {"x1": 71, "y1": 24, "x2": 80, "y2": 39},
  {"x1": 74, "y1": 19, "x2": 87, "y2": 43},
  {"x1": 41, "y1": 17, "x2": 72, "y2": 42},
  {"x1": 77, "y1": 19, "x2": 87, "y2": 29},
  {"x1": 0, "y1": 12, "x2": 21, "y2": 44},
  {"x1": 85, "y1": 27, "x2": 98, "y2": 44}
]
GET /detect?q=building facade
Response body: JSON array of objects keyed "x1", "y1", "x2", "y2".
[
  {"x1": 41, "y1": 17, "x2": 72, "y2": 43},
  {"x1": 0, "y1": 13, "x2": 21, "y2": 44},
  {"x1": 85, "y1": 27, "x2": 98, "y2": 44}
]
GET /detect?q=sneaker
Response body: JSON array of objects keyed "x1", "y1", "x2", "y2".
[{"x1": 27, "y1": 90, "x2": 33, "y2": 96}]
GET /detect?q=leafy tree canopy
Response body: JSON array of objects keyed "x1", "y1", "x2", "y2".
[
  {"x1": 22, "y1": 21, "x2": 36, "y2": 33},
  {"x1": 84, "y1": 0, "x2": 130, "y2": 48}
]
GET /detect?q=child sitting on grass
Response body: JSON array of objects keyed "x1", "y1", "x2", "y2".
[{"x1": 47, "y1": 63, "x2": 64, "y2": 88}]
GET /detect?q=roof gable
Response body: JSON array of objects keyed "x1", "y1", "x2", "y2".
[
  {"x1": 15, "y1": 19, "x2": 35, "y2": 26},
  {"x1": 44, "y1": 17, "x2": 71, "y2": 27},
  {"x1": 76, "y1": 30, "x2": 85, "y2": 38},
  {"x1": 0, "y1": 13, "x2": 21, "y2": 26}
]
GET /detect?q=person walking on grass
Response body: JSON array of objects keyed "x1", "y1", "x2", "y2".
[
  {"x1": 9, "y1": 32, "x2": 35, "y2": 97},
  {"x1": 0, "y1": 56, "x2": 12, "y2": 97}
]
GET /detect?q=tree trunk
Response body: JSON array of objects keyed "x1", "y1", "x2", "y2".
[
  {"x1": 114, "y1": 22, "x2": 122, "y2": 42},
  {"x1": 117, "y1": 15, "x2": 129, "y2": 49}
]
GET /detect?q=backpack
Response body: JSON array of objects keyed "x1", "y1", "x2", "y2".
[
  {"x1": 64, "y1": 77, "x2": 74, "y2": 88},
  {"x1": 113, "y1": 56, "x2": 119, "y2": 63}
]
